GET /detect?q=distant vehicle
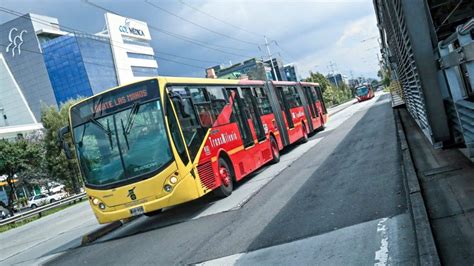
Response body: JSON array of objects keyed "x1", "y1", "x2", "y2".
[
  {"x1": 355, "y1": 85, "x2": 375, "y2": 102},
  {"x1": 50, "y1": 184, "x2": 65, "y2": 194},
  {"x1": 28, "y1": 193, "x2": 65, "y2": 209},
  {"x1": 0, "y1": 206, "x2": 11, "y2": 219}
]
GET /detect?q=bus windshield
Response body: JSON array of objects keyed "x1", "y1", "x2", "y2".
[
  {"x1": 73, "y1": 96, "x2": 172, "y2": 187},
  {"x1": 355, "y1": 86, "x2": 369, "y2": 96}
]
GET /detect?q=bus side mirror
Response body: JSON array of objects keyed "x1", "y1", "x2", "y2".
[{"x1": 58, "y1": 126, "x2": 73, "y2": 160}]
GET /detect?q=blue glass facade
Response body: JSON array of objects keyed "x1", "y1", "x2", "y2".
[
  {"x1": 131, "y1": 66, "x2": 159, "y2": 77},
  {"x1": 42, "y1": 33, "x2": 118, "y2": 105}
]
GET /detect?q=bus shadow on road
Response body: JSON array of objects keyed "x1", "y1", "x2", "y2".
[
  {"x1": 84, "y1": 131, "x2": 326, "y2": 245},
  {"x1": 242, "y1": 93, "x2": 409, "y2": 254}
]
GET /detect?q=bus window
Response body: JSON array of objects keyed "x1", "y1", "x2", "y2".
[
  {"x1": 168, "y1": 86, "x2": 207, "y2": 161},
  {"x1": 282, "y1": 86, "x2": 302, "y2": 108},
  {"x1": 207, "y1": 87, "x2": 229, "y2": 126},
  {"x1": 303, "y1": 86, "x2": 317, "y2": 118},
  {"x1": 186, "y1": 87, "x2": 213, "y2": 127},
  {"x1": 166, "y1": 96, "x2": 189, "y2": 165},
  {"x1": 241, "y1": 87, "x2": 266, "y2": 142},
  {"x1": 254, "y1": 87, "x2": 272, "y2": 115}
]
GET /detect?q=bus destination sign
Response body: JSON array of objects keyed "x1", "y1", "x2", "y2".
[{"x1": 71, "y1": 79, "x2": 159, "y2": 126}]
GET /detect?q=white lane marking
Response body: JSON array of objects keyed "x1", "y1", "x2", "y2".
[{"x1": 374, "y1": 217, "x2": 390, "y2": 265}]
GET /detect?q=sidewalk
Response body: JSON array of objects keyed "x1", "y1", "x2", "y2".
[{"x1": 399, "y1": 108, "x2": 474, "y2": 265}]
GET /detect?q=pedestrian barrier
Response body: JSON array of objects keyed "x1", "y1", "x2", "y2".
[{"x1": 0, "y1": 192, "x2": 87, "y2": 227}]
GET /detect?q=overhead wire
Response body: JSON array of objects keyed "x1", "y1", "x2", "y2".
[
  {"x1": 178, "y1": 0, "x2": 298, "y2": 63},
  {"x1": 0, "y1": 7, "x2": 208, "y2": 69},
  {"x1": 144, "y1": 0, "x2": 259, "y2": 46},
  {"x1": 82, "y1": 0, "x2": 254, "y2": 58},
  {"x1": 178, "y1": 0, "x2": 263, "y2": 38}
]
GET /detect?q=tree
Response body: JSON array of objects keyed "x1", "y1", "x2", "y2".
[
  {"x1": 41, "y1": 100, "x2": 82, "y2": 194},
  {"x1": 379, "y1": 68, "x2": 391, "y2": 87},
  {"x1": 0, "y1": 140, "x2": 43, "y2": 215},
  {"x1": 306, "y1": 71, "x2": 333, "y2": 93},
  {"x1": 305, "y1": 72, "x2": 354, "y2": 107}
]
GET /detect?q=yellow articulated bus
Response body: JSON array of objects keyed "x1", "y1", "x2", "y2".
[{"x1": 59, "y1": 77, "x2": 328, "y2": 224}]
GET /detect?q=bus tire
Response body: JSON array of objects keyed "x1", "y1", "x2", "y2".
[
  {"x1": 213, "y1": 158, "x2": 233, "y2": 198},
  {"x1": 269, "y1": 135, "x2": 280, "y2": 164},
  {"x1": 300, "y1": 124, "x2": 308, "y2": 143}
]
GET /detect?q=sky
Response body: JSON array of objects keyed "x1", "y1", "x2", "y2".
[{"x1": 0, "y1": 0, "x2": 381, "y2": 80}]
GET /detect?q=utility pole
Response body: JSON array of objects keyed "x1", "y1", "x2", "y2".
[
  {"x1": 327, "y1": 61, "x2": 339, "y2": 88},
  {"x1": 264, "y1": 36, "x2": 279, "y2": 81}
]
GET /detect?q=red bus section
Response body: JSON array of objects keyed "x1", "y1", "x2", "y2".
[
  {"x1": 167, "y1": 79, "x2": 328, "y2": 198},
  {"x1": 355, "y1": 84, "x2": 375, "y2": 102},
  {"x1": 300, "y1": 81, "x2": 328, "y2": 131}
]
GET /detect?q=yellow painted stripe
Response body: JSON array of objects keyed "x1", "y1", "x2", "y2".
[
  {"x1": 211, "y1": 145, "x2": 244, "y2": 162},
  {"x1": 229, "y1": 145, "x2": 244, "y2": 155}
]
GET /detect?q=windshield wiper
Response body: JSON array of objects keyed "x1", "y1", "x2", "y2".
[
  {"x1": 120, "y1": 118, "x2": 130, "y2": 150},
  {"x1": 120, "y1": 103, "x2": 140, "y2": 150},
  {"x1": 124, "y1": 103, "x2": 140, "y2": 135},
  {"x1": 89, "y1": 116, "x2": 114, "y2": 149}
]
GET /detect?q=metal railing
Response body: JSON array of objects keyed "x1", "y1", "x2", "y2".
[
  {"x1": 438, "y1": 18, "x2": 474, "y2": 158},
  {"x1": 0, "y1": 192, "x2": 87, "y2": 227},
  {"x1": 457, "y1": 100, "x2": 474, "y2": 157}
]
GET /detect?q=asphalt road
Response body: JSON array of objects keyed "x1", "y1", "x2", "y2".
[
  {"x1": 0, "y1": 201, "x2": 101, "y2": 265},
  {"x1": 44, "y1": 92, "x2": 417, "y2": 265}
]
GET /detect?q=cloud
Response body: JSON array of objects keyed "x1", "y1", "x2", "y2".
[
  {"x1": 336, "y1": 14, "x2": 378, "y2": 46},
  {"x1": 1, "y1": 0, "x2": 381, "y2": 78}
]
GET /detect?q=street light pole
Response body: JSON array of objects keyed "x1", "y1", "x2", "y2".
[{"x1": 264, "y1": 36, "x2": 279, "y2": 81}]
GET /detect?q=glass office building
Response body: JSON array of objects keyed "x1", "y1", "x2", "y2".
[{"x1": 42, "y1": 33, "x2": 118, "y2": 105}]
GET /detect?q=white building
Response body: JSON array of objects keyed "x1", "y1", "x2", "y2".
[{"x1": 97, "y1": 13, "x2": 159, "y2": 85}]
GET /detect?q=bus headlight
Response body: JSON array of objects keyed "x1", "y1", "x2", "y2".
[
  {"x1": 92, "y1": 198, "x2": 100, "y2": 205},
  {"x1": 170, "y1": 176, "x2": 178, "y2": 184},
  {"x1": 99, "y1": 203, "x2": 106, "y2": 210},
  {"x1": 164, "y1": 184, "x2": 173, "y2": 192}
]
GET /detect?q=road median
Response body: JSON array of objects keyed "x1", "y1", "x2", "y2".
[{"x1": 81, "y1": 217, "x2": 136, "y2": 245}]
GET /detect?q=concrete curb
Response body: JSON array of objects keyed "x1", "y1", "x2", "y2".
[
  {"x1": 81, "y1": 217, "x2": 136, "y2": 245},
  {"x1": 81, "y1": 222, "x2": 123, "y2": 246},
  {"x1": 327, "y1": 100, "x2": 355, "y2": 116},
  {"x1": 394, "y1": 109, "x2": 441, "y2": 265}
]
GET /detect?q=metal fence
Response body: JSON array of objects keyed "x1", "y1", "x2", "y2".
[
  {"x1": 438, "y1": 18, "x2": 474, "y2": 158},
  {"x1": 374, "y1": 0, "x2": 450, "y2": 146},
  {"x1": 0, "y1": 192, "x2": 86, "y2": 227}
]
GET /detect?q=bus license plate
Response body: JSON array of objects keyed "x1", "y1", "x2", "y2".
[{"x1": 130, "y1": 206, "x2": 144, "y2": 216}]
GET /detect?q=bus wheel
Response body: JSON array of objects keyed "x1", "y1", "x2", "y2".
[
  {"x1": 300, "y1": 124, "x2": 308, "y2": 143},
  {"x1": 270, "y1": 136, "x2": 280, "y2": 164},
  {"x1": 214, "y1": 158, "x2": 233, "y2": 198}
]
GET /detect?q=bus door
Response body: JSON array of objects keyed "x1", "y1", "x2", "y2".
[
  {"x1": 265, "y1": 82, "x2": 290, "y2": 147},
  {"x1": 276, "y1": 87, "x2": 295, "y2": 129},
  {"x1": 302, "y1": 86, "x2": 318, "y2": 131},
  {"x1": 241, "y1": 87, "x2": 266, "y2": 142},
  {"x1": 315, "y1": 86, "x2": 328, "y2": 124},
  {"x1": 226, "y1": 88, "x2": 254, "y2": 148}
]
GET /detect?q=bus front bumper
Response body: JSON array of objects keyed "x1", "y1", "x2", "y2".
[{"x1": 91, "y1": 174, "x2": 200, "y2": 224}]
